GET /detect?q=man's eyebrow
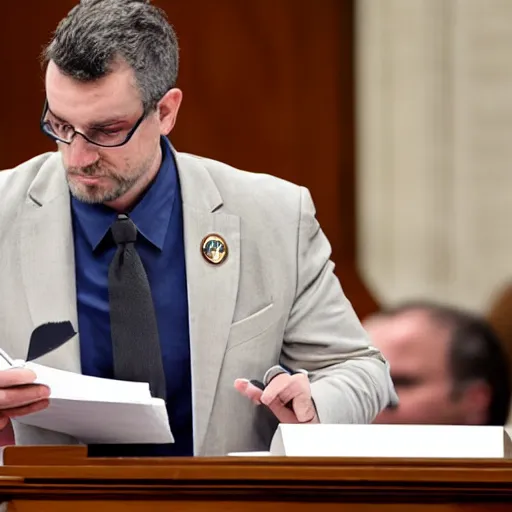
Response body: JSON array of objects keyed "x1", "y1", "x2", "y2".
[
  {"x1": 47, "y1": 107, "x2": 128, "y2": 127},
  {"x1": 47, "y1": 107, "x2": 68, "y2": 124},
  {"x1": 390, "y1": 374, "x2": 422, "y2": 386}
]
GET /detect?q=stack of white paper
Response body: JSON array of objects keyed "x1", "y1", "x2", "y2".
[{"x1": 6, "y1": 360, "x2": 173, "y2": 445}]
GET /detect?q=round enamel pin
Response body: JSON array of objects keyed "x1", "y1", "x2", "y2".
[{"x1": 201, "y1": 234, "x2": 228, "y2": 264}]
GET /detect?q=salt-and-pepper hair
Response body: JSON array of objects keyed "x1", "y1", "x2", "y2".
[{"x1": 42, "y1": 0, "x2": 179, "y2": 112}]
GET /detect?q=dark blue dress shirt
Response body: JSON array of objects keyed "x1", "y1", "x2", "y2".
[{"x1": 71, "y1": 137, "x2": 193, "y2": 457}]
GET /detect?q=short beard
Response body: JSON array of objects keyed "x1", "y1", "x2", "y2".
[{"x1": 66, "y1": 160, "x2": 145, "y2": 204}]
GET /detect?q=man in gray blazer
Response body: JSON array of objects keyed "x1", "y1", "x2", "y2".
[{"x1": 0, "y1": 0, "x2": 397, "y2": 456}]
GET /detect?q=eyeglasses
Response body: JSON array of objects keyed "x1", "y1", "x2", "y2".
[{"x1": 39, "y1": 100, "x2": 148, "y2": 148}]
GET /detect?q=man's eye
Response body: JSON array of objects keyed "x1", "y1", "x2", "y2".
[
  {"x1": 54, "y1": 122, "x2": 73, "y2": 132},
  {"x1": 98, "y1": 128, "x2": 122, "y2": 136},
  {"x1": 391, "y1": 376, "x2": 420, "y2": 388}
]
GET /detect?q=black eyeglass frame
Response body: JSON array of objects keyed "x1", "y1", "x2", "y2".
[{"x1": 39, "y1": 99, "x2": 148, "y2": 148}]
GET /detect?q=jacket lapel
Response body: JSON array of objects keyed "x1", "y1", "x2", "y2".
[
  {"x1": 175, "y1": 152, "x2": 240, "y2": 454},
  {"x1": 19, "y1": 154, "x2": 81, "y2": 373}
]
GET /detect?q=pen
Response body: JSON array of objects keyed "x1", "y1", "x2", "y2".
[
  {"x1": 0, "y1": 348, "x2": 26, "y2": 370},
  {"x1": 0, "y1": 348, "x2": 14, "y2": 368},
  {"x1": 249, "y1": 379, "x2": 294, "y2": 410}
]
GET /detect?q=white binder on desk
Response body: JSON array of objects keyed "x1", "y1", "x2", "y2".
[{"x1": 266, "y1": 424, "x2": 512, "y2": 458}]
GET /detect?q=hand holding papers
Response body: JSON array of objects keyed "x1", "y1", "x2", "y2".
[
  {"x1": 0, "y1": 322, "x2": 173, "y2": 445},
  {"x1": 10, "y1": 362, "x2": 173, "y2": 444}
]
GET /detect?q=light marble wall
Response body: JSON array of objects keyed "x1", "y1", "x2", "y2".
[{"x1": 356, "y1": 0, "x2": 512, "y2": 312}]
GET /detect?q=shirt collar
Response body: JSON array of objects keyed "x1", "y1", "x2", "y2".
[{"x1": 71, "y1": 136, "x2": 178, "y2": 251}]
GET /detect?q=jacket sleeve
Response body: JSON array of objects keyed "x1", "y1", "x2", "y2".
[{"x1": 280, "y1": 187, "x2": 398, "y2": 424}]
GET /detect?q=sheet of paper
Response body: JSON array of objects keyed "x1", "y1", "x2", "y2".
[
  {"x1": 27, "y1": 362, "x2": 153, "y2": 403},
  {"x1": 6, "y1": 360, "x2": 174, "y2": 444},
  {"x1": 17, "y1": 396, "x2": 173, "y2": 444}
]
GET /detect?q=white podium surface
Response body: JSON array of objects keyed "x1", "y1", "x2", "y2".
[{"x1": 261, "y1": 424, "x2": 512, "y2": 458}]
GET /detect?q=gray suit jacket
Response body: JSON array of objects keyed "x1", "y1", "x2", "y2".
[{"x1": 0, "y1": 149, "x2": 397, "y2": 455}]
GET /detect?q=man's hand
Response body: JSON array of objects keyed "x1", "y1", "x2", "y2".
[
  {"x1": 234, "y1": 372, "x2": 319, "y2": 423},
  {"x1": 0, "y1": 368, "x2": 50, "y2": 430}
]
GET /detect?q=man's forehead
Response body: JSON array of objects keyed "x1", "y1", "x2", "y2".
[
  {"x1": 45, "y1": 60, "x2": 140, "y2": 122},
  {"x1": 366, "y1": 310, "x2": 449, "y2": 357}
]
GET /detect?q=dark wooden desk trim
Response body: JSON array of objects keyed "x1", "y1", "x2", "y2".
[{"x1": 0, "y1": 447, "x2": 511, "y2": 503}]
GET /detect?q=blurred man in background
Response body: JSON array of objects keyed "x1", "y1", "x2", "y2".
[{"x1": 364, "y1": 301, "x2": 511, "y2": 426}]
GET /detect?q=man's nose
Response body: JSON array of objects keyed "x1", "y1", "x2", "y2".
[{"x1": 64, "y1": 135, "x2": 99, "y2": 169}]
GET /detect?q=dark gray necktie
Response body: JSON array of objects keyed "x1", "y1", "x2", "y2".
[{"x1": 108, "y1": 213, "x2": 166, "y2": 400}]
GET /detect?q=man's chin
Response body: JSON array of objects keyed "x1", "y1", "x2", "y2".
[{"x1": 68, "y1": 182, "x2": 122, "y2": 205}]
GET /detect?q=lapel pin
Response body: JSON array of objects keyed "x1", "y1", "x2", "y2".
[{"x1": 201, "y1": 234, "x2": 228, "y2": 265}]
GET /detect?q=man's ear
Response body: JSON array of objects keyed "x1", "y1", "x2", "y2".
[{"x1": 157, "y1": 88, "x2": 183, "y2": 135}]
